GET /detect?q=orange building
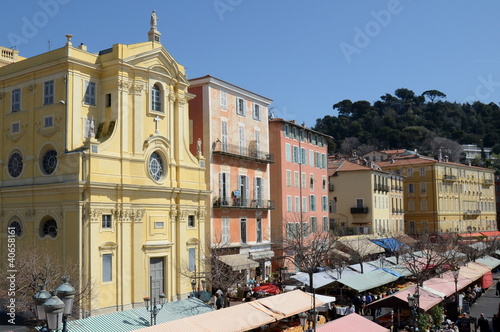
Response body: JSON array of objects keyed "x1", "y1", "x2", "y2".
[
  {"x1": 188, "y1": 76, "x2": 275, "y2": 280},
  {"x1": 268, "y1": 119, "x2": 331, "y2": 273}
]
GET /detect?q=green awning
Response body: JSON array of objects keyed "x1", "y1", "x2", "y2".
[{"x1": 336, "y1": 268, "x2": 400, "y2": 292}]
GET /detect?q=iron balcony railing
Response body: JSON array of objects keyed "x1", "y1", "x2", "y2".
[
  {"x1": 443, "y1": 175, "x2": 457, "y2": 181},
  {"x1": 212, "y1": 141, "x2": 274, "y2": 164},
  {"x1": 351, "y1": 207, "x2": 369, "y2": 214},
  {"x1": 213, "y1": 197, "x2": 275, "y2": 210}
]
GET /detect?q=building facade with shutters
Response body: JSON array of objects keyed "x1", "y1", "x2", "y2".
[
  {"x1": 268, "y1": 119, "x2": 331, "y2": 273},
  {"x1": 188, "y1": 75, "x2": 274, "y2": 280},
  {"x1": 0, "y1": 24, "x2": 208, "y2": 315},
  {"x1": 379, "y1": 155, "x2": 496, "y2": 234},
  {"x1": 327, "y1": 159, "x2": 405, "y2": 237}
]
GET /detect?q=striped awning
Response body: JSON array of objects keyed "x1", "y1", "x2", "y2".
[{"x1": 57, "y1": 298, "x2": 213, "y2": 332}]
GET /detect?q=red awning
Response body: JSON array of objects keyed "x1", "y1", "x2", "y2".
[
  {"x1": 482, "y1": 271, "x2": 493, "y2": 289},
  {"x1": 480, "y1": 231, "x2": 500, "y2": 237},
  {"x1": 458, "y1": 232, "x2": 484, "y2": 238}
]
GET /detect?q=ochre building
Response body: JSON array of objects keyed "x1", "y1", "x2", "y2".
[{"x1": 0, "y1": 23, "x2": 208, "y2": 315}]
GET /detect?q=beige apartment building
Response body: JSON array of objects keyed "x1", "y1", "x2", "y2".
[
  {"x1": 328, "y1": 158, "x2": 404, "y2": 236},
  {"x1": 379, "y1": 155, "x2": 496, "y2": 234}
]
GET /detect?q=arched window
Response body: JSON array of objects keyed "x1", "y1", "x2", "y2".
[
  {"x1": 152, "y1": 84, "x2": 162, "y2": 112},
  {"x1": 40, "y1": 218, "x2": 58, "y2": 238},
  {"x1": 8, "y1": 220, "x2": 22, "y2": 237}
]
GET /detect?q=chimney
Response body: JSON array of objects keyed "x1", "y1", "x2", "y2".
[
  {"x1": 78, "y1": 43, "x2": 87, "y2": 51},
  {"x1": 444, "y1": 155, "x2": 449, "y2": 162}
]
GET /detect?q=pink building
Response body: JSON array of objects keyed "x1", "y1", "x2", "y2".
[
  {"x1": 188, "y1": 76, "x2": 275, "y2": 280},
  {"x1": 268, "y1": 119, "x2": 331, "y2": 274}
]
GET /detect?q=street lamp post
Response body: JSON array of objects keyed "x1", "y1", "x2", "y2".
[
  {"x1": 143, "y1": 276, "x2": 166, "y2": 326},
  {"x1": 407, "y1": 289, "x2": 420, "y2": 331},
  {"x1": 33, "y1": 277, "x2": 75, "y2": 332},
  {"x1": 298, "y1": 312, "x2": 308, "y2": 331},
  {"x1": 190, "y1": 266, "x2": 206, "y2": 299},
  {"x1": 452, "y1": 268, "x2": 460, "y2": 317}
]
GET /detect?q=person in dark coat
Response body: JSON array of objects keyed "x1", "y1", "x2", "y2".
[
  {"x1": 216, "y1": 293, "x2": 224, "y2": 310},
  {"x1": 492, "y1": 314, "x2": 500, "y2": 332},
  {"x1": 478, "y1": 313, "x2": 490, "y2": 332}
]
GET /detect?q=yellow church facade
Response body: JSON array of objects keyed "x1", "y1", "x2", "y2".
[{"x1": 0, "y1": 25, "x2": 208, "y2": 315}]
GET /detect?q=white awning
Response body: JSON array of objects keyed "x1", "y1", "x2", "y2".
[
  {"x1": 218, "y1": 254, "x2": 259, "y2": 271},
  {"x1": 250, "y1": 250, "x2": 275, "y2": 260}
]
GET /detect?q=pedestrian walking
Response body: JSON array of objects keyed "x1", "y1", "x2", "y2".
[
  {"x1": 216, "y1": 292, "x2": 224, "y2": 310},
  {"x1": 496, "y1": 280, "x2": 500, "y2": 297},
  {"x1": 478, "y1": 313, "x2": 490, "y2": 332}
]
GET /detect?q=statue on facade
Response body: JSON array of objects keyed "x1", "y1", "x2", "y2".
[
  {"x1": 150, "y1": 10, "x2": 158, "y2": 30},
  {"x1": 89, "y1": 116, "x2": 95, "y2": 138},
  {"x1": 197, "y1": 138, "x2": 202, "y2": 155}
]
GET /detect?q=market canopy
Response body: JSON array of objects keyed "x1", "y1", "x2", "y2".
[
  {"x1": 475, "y1": 255, "x2": 500, "y2": 269},
  {"x1": 371, "y1": 238, "x2": 408, "y2": 252},
  {"x1": 422, "y1": 270, "x2": 471, "y2": 297},
  {"x1": 337, "y1": 237, "x2": 386, "y2": 256},
  {"x1": 336, "y1": 268, "x2": 400, "y2": 292},
  {"x1": 290, "y1": 271, "x2": 338, "y2": 289},
  {"x1": 480, "y1": 230, "x2": 500, "y2": 238},
  {"x1": 134, "y1": 290, "x2": 325, "y2": 332},
  {"x1": 368, "y1": 284, "x2": 445, "y2": 312},
  {"x1": 218, "y1": 254, "x2": 259, "y2": 271},
  {"x1": 317, "y1": 313, "x2": 389, "y2": 332},
  {"x1": 68, "y1": 298, "x2": 213, "y2": 332}
]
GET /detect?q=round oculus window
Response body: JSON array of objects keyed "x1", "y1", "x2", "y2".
[
  {"x1": 8, "y1": 152, "x2": 23, "y2": 178},
  {"x1": 42, "y1": 150, "x2": 58, "y2": 174},
  {"x1": 148, "y1": 151, "x2": 164, "y2": 181}
]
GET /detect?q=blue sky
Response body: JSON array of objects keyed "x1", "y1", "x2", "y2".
[{"x1": 2, "y1": 1, "x2": 500, "y2": 128}]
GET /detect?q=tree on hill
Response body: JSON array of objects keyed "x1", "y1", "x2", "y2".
[
  {"x1": 422, "y1": 90, "x2": 446, "y2": 103},
  {"x1": 315, "y1": 87, "x2": 500, "y2": 174}
]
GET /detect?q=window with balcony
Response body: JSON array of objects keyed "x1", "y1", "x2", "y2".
[{"x1": 238, "y1": 125, "x2": 246, "y2": 155}]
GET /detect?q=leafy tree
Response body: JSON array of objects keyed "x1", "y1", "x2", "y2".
[
  {"x1": 395, "y1": 88, "x2": 416, "y2": 101},
  {"x1": 422, "y1": 90, "x2": 446, "y2": 103}
]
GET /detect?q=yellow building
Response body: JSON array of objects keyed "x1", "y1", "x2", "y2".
[
  {"x1": 327, "y1": 158, "x2": 404, "y2": 236},
  {"x1": 0, "y1": 18, "x2": 208, "y2": 315},
  {"x1": 379, "y1": 155, "x2": 496, "y2": 234}
]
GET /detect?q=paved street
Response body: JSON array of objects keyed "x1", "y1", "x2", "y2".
[{"x1": 469, "y1": 272, "x2": 500, "y2": 331}]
